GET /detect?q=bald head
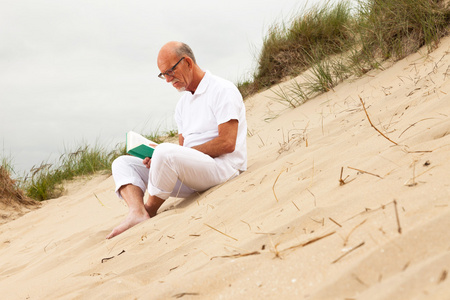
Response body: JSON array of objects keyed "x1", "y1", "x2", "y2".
[{"x1": 158, "y1": 41, "x2": 196, "y2": 66}]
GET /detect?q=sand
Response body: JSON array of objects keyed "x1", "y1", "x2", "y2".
[{"x1": 1, "y1": 37, "x2": 450, "y2": 299}]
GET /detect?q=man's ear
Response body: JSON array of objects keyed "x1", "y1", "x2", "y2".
[{"x1": 185, "y1": 56, "x2": 193, "y2": 69}]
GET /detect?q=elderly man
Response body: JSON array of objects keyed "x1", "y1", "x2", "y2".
[{"x1": 107, "y1": 41, "x2": 247, "y2": 239}]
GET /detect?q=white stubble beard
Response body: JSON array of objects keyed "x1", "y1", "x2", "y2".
[{"x1": 172, "y1": 79, "x2": 186, "y2": 92}]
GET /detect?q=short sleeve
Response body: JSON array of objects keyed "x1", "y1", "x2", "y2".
[{"x1": 213, "y1": 87, "x2": 243, "y2": 125}]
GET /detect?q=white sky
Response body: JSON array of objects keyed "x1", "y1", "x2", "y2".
[{"x1": 0, "y1": 0, "x2": 333, "y2": 175}]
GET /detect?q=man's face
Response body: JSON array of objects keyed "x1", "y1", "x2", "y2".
[{"x1": 158, "y1": 55, "x2": 190, "y2": 92}]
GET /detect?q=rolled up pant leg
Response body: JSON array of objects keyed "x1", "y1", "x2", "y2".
[
  {"x1": 112, "y1": 155, "x2": 149, "y2": 198},
  {"x1": 148, "y1": 143, "x2": 238, "y2": 200}
]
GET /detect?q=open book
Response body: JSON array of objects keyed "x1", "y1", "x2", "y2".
[{"x1": 126, "y1": 131, "x2": 158, "y2": 159}]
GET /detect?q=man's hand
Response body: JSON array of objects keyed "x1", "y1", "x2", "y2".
[{"x1": 143, "y1": 157, "x2": 151, "y2": 169}]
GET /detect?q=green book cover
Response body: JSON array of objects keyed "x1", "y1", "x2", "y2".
[{"x1": 126, "y1": 131, "x2": 157, "y2": 159}]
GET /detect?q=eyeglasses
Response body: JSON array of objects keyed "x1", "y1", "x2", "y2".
[{"x1": 158, "y1": 57, "x2": 185, "y2": 79}]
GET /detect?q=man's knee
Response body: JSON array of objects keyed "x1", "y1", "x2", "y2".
[
  {"x1": 152, "y1": 143, "x2": 180, "y2": 164},
  {"x1": 112, "y1": 156, "x2": 124, "y2": 173},
  {"x1": 112, "y1": 155, "x2": 129, "y2": 173},
  {"x1": 112, "y1": 155, "x2": 143, "y2": 175}
]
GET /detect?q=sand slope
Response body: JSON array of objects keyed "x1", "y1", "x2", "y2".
[{"x1": 1, "y1": 38, "x2": 450, "y2": 299}]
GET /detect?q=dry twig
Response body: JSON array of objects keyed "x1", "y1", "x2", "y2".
[
  {"x1": 393, "y1": 199, "x2": 402, "y2": 234},
  {"x1": 101, "y1": 250, "x2": 125, "y2": 263},
  {"x1": 173, "y1": 292, "x2": 200, "y2": 298},
  {"x1": 404, "y1": 159, "x2": 418, "y2": 187},
  {"x1": 398, "y1": 118, "x2": 438, "y2": 138},
  {"x1": 348, "y1": 166, "x2": 383, "y2": 179},
  {"x1": 344, "y1": 219, "x2": 367, "y2": 246},
  {"x1": 204, "y1": 223, "x2": 238, "y2": 241},
  {"x1": 210, "y1": 251, "x2": 260, "y2": 260},
  {"x1": 332, "y1": 241, "x2": 365, "y2": 264},
  {"x1": 281, "y1": 231, "x2": 336, "y2": 253},
  {"x1": 240, "y1": 219, "x2": 252, "y2": 231},
  {"x1": 292, "y1": 201, "x2": 300, "y2": 211},
  {"x1": 329, "y1": 217, "x2": 342, "y2": 227},
  {"x1": 359, "y1": 96, "x2": 398, "y2": 146},
  {"x1": 273, "y1": 169, "x2": 286, "y2": 202},
  {"x1": 339, "y1": 167, "x2": 350, "y2": 185},
  {"x1": 306, "y1": 188, "x2": 317, "y2": 207}
]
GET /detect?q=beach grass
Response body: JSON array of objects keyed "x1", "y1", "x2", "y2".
[
  {"x1": 356, "y1": 0, "x2": 450, "y2": 61},
  {"x1": 23, "y1": 144, "x2": 120, "y2": 201}
]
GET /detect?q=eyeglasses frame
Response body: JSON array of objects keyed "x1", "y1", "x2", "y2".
[{"x1": 158, "y1": 57, "x2": 185, "y2": 79}]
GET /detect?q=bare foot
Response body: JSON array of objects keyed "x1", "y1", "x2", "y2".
[{"x1": 106, "y1": 210, "x2": 150, "y2": 239}]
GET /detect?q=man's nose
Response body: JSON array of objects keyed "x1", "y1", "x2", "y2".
[{"x1": 165, "y1": 75, "x2": 174, "y2": 83}]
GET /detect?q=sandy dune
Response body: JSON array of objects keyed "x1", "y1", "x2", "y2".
[{"x1": 1, "y1": 37, "x2": 450, "y2": 299}]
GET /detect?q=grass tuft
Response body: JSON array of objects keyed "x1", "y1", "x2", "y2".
[
  {"x1": 0, "y1": 157, "x2": 36, "y2": 207},
  {"x1": 24, "y1": 144, "x2": 120, "y2": 201}
]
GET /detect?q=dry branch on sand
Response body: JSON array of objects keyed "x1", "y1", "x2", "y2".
[
  {"x1": 359, "y1": 96, "x2": 399, "y2": 146},
  {"x1": 332, "y1": 241, "x2": 366, "y2": 264},
  {"x1": 210, "y1": 251, "x2": 260, "y2": 260},
  {"x1": 204, "y1": 223, "x2": 238, "y2": 241},
  {"x1": 274, "y1": 231, "x2": 337, "y2": 258}
]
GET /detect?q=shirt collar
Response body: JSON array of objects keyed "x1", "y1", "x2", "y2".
[{"x1": 192, "y1": 70, "x2": 210, "y2": 96}]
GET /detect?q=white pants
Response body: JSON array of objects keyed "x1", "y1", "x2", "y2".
[{"x1": 112, "y1": 143, "x2": 239, "y2": 200}]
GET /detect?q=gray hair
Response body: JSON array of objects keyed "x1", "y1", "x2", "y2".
[{"x1": 175, "y1": 43, "x2": 197, "y2": 64}]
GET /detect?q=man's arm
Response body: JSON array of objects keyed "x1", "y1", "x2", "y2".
[{"x1": 192, "y1": 119, "x2": 238, "y2": 158}]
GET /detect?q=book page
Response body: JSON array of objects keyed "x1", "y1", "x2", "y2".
[{"x1": 127, "y1": 131, "x2": 157, "y2": 151}]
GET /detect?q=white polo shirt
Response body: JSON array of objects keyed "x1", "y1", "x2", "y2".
[{"x1": 174, "y1": 71, "x2": 247, "y2": 171}]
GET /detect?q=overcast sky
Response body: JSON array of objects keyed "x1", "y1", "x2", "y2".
[{"x1": 1, "y1": 0, "x2": 332, "y2": 175}]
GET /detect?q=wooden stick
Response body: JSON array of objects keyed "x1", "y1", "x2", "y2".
[
  {"x1": 359, "y1": 96, "x2": 398, "y2": 146},
  {"x1": 273, "y1": 169, "x2": 286, "y2": 202},
  {"x1": 346, "y1": 201, "x2": 391, "y2": 221},
  {"x1": 332, "y1": 241, "x2": 365, "y2": 264},
  {"x1": 344, "y1": 219, "x2": 367, "y2": 246},
  {"x1": 204, "y1": 223, "x2": 238, "y2": 241},
  {"x1": 210, "y1": 251, "x2": 260, "y2": 260},
  {"x1": 310, "y1": 217, "x2": 323, "y2": 224},
  {"x1": 292, "y1": 201, "x2": 300, "y2": 211},
  {"x1": 339, "y1": 167, "x2": 345, "y2": 185},
  {"x1": 398, "y1": 118, "x2": 437, "y2": 138},
  {"x1": 282, "y1": 231, "x2": 336, "y2": 252},
  {"x1": 393, "y1": 199, "x2": 402, "y2": 234},
  {"x1": 329, "y1": 217, "x2": 342, "y2": 227},
  {"x1": 348, "y1": 166, "x2": 383, "y2": 179},
  {"x1": 93, "y1": 193, "x2": 109, "y2": 208},
  {"x1": 339, "y1": 167, "x2": 350, "y2": 185},
  {"x1": 173, "y1": 292, "x2": 200, "y2": 298},
  {"x1": 240, "y1": 219, "x2": 252, "y2": 231},
  {"x1": 306, "y1": 188, "x2": 317, "y2": 207}
]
